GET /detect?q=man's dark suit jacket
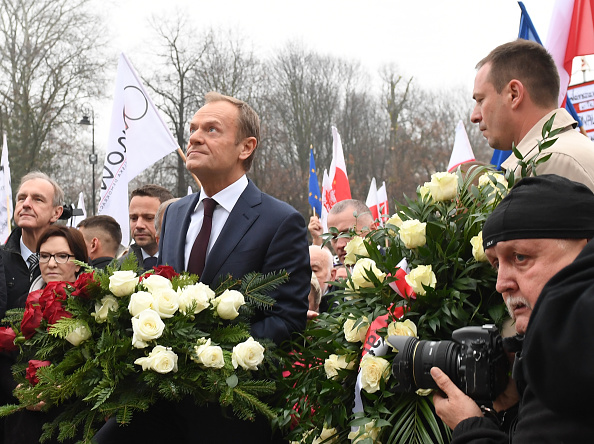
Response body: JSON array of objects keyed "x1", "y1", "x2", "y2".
[
  {"x1": 158, "y1": 180, "x2": 310, "y2": 345},
  {"x1": 96, "y1": 181, "x2": 307, "y2": 443}
]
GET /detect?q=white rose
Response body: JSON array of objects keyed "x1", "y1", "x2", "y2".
[
  {"x1": 178, "y1": 283, "x2": 215, "y2": 315},
  {"x1": 343, "y1": 316, "x2": 369, "y2": 343},
  {"x1": 192, "y1": 338, "x2": 225, "y2": 368},
  {"x1": 142, "y1": 274, "x2": 173, "y2": 293},
  {"x1": 232, "y1": 337, "x2": 265, "y2": 370},
  {"x1": 348, "y1": 258, "x2": 386, "y2": 291},
  {"x1": 134, "y1": 345, "x2": 178, "y2": 374},
  {"x1": 108, "y1": 270, "x2": 139, "y2": 297},
  {"x1": 92, "y1": 295, "x2": 119, "y2": 323},
  {"x1": 405, "y1": 265, "x2": 437, "y2": 296},
  {"x1": 128, "y1": 291, "x2": 155, "y2": 317},
  {"x1": 386, "y1": 213, "x2": 403, "y2": 228},
  {"x1": 152, "y1": 288, "x2": 179, "y2": 318},
  {"x1": 312, "y1": 427, "x2": 339, "y2": 444},
  {"x1": 399, "y1": 219, "x2": 427, "y2": 249},
  {"x1": 416, "y1": 388, "x2": 434, "y2": 396},
  {"x1": 214, "y1": 290, "x2": 245, "y2": 320},
  {"x1": 387, "y1": 319, "x2": 417, "y2": 338},
  {"x1": 419, "y1": 184, "x2": 431, "y2": 201},
  {"x1": 131, "y1": 308, "x2": 165, "y2": 349},
  {"x1": 426, "y1": 171, "x2": 458, "y2": 201},
  {"x1": 343, "y1": 236, "x2": 368, "y2": 266},
  {"x1": 386, "y1": 213, "x2": 404, "y2": 235},
  {"x1": 387, "y1": 319, "x2": 418, "y2": 351},
  {"x1": 359, "y1": 354, "x2": 390, "y2": 393},
  {"x1": 478, "y1": 172, "x2": 508, "y2": 198},
  {"x1": 348, "y1": 421, "x2": 382, "y2": 443},
  {"x1": 65, "y1": 322, "x2": 92, "y2": 346},
  {"x1": 324, "y1": 354, "x2": 354, "y2": 379},
  {"x1": 471, "y1": 232, "x2": 488, "y2": 262}
]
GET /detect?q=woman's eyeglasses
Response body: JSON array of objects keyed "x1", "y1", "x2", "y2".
[{"x1": 38, "y1": 253, "x2": 75, "y2": 264}]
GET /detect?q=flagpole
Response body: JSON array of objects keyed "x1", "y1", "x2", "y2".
[{"x1": 176, "y1": 147, "x2": 202, "y2": 189}]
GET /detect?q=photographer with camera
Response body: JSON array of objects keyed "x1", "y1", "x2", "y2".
[{"x1": 430, "y1": 174, "x2": 594, "y2": 442}]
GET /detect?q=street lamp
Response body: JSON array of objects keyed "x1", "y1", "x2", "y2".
[{"x1": 78, "y1": 105, "x2": 97, "y2": 216}]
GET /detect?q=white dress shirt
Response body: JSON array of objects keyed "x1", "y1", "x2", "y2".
[{"x1": 184, "y1": 175, "x2": 249, "y2": 270}]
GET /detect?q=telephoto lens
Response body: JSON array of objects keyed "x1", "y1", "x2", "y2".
[{"x1": 388, "y1": 324, "x2": 508, "y2": 401}]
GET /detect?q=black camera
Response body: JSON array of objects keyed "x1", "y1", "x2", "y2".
[{"x1": 387, "y1": 324, "x2": 508, "y2": 401}]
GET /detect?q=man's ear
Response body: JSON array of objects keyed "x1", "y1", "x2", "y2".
[
  {"x1": 508, "y1": 79, "x2": 525, "y2": 110},
  {"x1": 50, "y1": 206, "x2": 63, "y2": 223},
  {"x1": 330, "y1": 267, "x2": 337, "y2": 282},
  {"x1": 90, "y1": 237, "x2": 99, "y2": 254},
  {"x1": 238, "y1": 137, "x2": 257, "y2": 161}
]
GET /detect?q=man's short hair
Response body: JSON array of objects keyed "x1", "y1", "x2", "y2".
[
  {"x1": 19, "y1": 171, "x2": 64, "y2": 207},
  {"x1": 130, "y1": 184, "x2": 174, "y2": 204},
  {"x1": 476, "y1": 39, "x2": 559, "y2": 109},
  {"x1": 483, "y1": 175, "x2": 594, "y2": 249},
  {"x1": 204, "y1": 91, "x2": 260, "y2": 171},
  {"x1": 330, "y1": 199, "x2": 373, "y2": 218},
  {"x1": 77, "y1": 215, "x2": 123, "y2": 248},
  {"x1": 310, "y1": 245, "x2": 333, "y2": 269},
  {"x1": 155, "y1": 198, "x2": 181, "y2": 237}
]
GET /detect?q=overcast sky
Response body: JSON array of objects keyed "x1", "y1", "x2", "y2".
[
  {"x1": 89, "y1": 0, "x2": 590, "y2": 147},
  {"x1": 104, "y1": 0, "x2": 563, "y2": 90}
]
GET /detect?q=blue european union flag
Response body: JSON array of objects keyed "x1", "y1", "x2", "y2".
[{"x1": 308, "y1": 147, "x2": 322, "y2": 215}]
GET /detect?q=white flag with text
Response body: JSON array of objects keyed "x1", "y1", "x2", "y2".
[
  {"x1": 98, "y1": 53, "x2": 178, "y2": 246},
  {"x1": 0, "y1": 133, "x2": 13, "y2": 244}
]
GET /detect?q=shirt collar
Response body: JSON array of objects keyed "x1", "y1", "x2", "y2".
[
  {"x1": 20, "y1": 236, "x2": 35, "y2": 263},
  {"x1": 196, "y1": 175, "x2": 248, "y2": 213}
]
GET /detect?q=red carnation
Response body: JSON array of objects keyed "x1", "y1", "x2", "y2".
[
  {"x1": 25, "y1": 360, "x2": 51, "y2": 385},
  {"x1": 0, "y1": 327, "x2": 17, "y2": 352},
  {"x1": 71, "y1": 272, "x2": 95, "y2": 299},
  {"x1": 20, "y1": 303, "x2": 43, "y2": 339}
]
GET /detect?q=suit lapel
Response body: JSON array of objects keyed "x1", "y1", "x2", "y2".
[
  {"x1": 176, "y1": 193, "x2": 200, "y2": 270},
  {"x1": 201, "y1": 182, "x2": 261, "y2": 284}
]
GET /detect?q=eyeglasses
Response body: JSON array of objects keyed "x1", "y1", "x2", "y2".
[{"x1": 39, "y1": 252, "x2": 75, "y2": 264}]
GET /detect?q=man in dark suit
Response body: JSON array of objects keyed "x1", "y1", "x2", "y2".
[
  {"x1": 121, "y1": 184, "x2": 173, "y2": 271},
  {"x1": 77, "y1": 215, "x2": 122, "y2": 269},
  {"x1": 95, "y1": 92, "x2": 309, "y2": 443},
  {"x1": 158, "y1": 92, "x2": 310, "y2": 345}
]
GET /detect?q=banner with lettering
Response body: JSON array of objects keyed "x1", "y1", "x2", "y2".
[
  {"x1": 98, "y1": 53, "x2": 178, "y2": 246},
  {"x1": 0, "y1": 133, "x2": 13, "y2": 244}
]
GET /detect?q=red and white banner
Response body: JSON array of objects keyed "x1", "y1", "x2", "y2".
[
  {"x1": 321, "y1": 169, "x2": 331, "y2": 232},
  {"x1": 377, "y1": 181, "x2": 389, "y2": 220},
  {"x1": 568, "y1": 80, "x2": 594, "y2": 140},
  {"x1": 321, "y1": 127, "x2": 351, "y2": 232},
  {"x1": 546, "y1": 0, "x2": 594, "y2": 106},
  {"x1": 366, "y1": 178, "x2": 389, "y2": 224},
  {"x1": 447, "y1": 120, "x2": 475, "y2": 172},
  {"x1": 328, "y1": 126, "x2": 351, "y2": 204},
  {"x1": 98, "y1": 53, "x2": 178, "y2": 246},
  {"x1": 365, "y1": 177, "x2": 379, "y2": 220}
]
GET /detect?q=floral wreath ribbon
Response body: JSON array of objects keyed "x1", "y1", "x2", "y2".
[{"x1": 352, "y1": 258, "x2": 416, "y2": 428}]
